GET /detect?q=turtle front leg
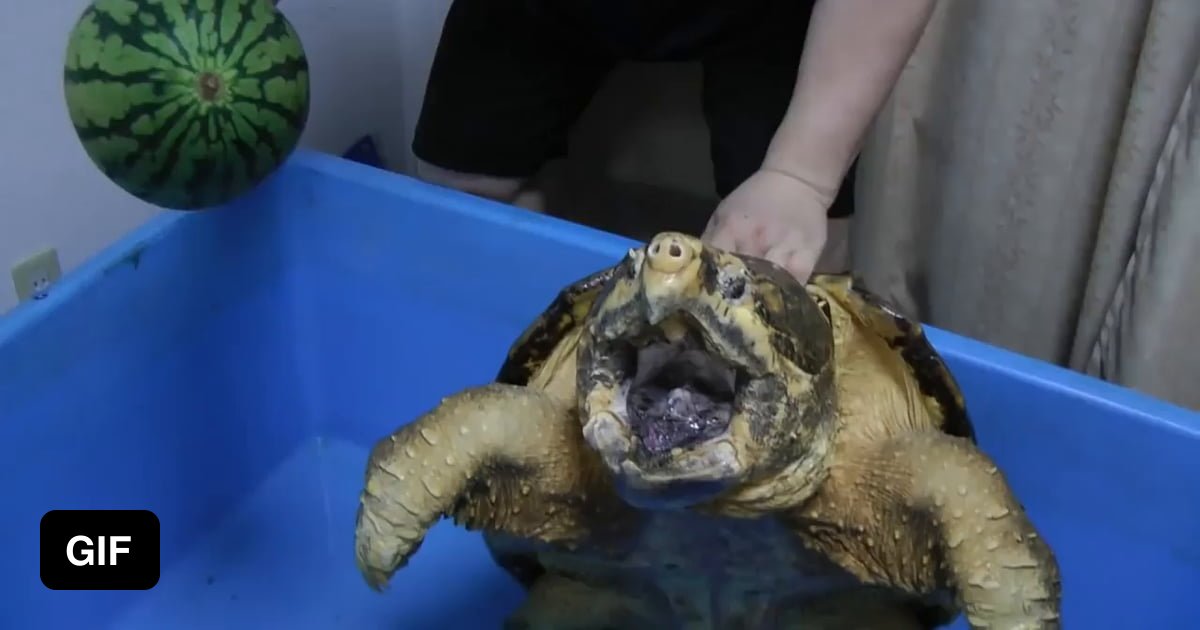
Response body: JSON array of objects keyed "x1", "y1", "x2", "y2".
[
  {"x1": 845, "y1": 432, "x2": 1063, "y2": 629},
  {"x1": 354, "y1": 383, "x2": 605, "y2": 590},
  {"x1": 901, "y1": 433, "x2": 1061, "y2": 628}
]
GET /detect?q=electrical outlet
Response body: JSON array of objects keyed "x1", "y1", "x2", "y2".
[{"x1": 11, "y1": 248, "x2": 62, "y2": 303}]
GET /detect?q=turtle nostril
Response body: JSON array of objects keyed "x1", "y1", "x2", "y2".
[{"x1": 646, "y1": 233, "x2": 695, "y2": 274}]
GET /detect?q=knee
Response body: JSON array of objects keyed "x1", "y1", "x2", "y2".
[{"x1": 415, "y1": 158, "x2": 537, "y2": 207}]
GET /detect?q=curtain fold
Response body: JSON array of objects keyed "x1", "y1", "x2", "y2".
[{"x1": 852, "y1": 0, "x2": 1200, "y2": 409}]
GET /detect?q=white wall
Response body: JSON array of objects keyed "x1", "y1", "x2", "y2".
[
  {"x1": 1, "y1": 1, "x2": 159, "y2": 315},
  {"x1": 0, "y1": 0, "x2": 419, "y2": 314},
  {"x1": 0, "y1": 0, "x2": 714, "y2": 314}
]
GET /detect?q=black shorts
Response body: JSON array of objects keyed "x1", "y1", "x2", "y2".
[{"x1": 411, "y1": 0, "x2": 855, "y2": 218}]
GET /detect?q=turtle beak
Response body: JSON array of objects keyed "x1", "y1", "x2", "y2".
[{"x1": 639, "y1": 232, "x2": 705, "y2": 325}]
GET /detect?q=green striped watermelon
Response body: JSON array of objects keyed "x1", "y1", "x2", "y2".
[{"x1": 64, "y1": 0, "x2": 310, "y2": 210}]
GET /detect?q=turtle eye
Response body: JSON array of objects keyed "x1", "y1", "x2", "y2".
[
  {"x1": 719, "y1": 272, "x2": 747, "y2": 302},
  {"x1": 622, "y1": 249, "x2": 640, "y2": 278}
]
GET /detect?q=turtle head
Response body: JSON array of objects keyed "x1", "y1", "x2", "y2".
[{"x1": 578, "y1": 231, "x2": 836, "y2": 510}]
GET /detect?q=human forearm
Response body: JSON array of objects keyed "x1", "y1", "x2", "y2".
[{"x1": 763, "y1": 0, "x2": 936, "y2": 197}]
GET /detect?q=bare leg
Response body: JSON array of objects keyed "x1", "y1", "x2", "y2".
[
  {"x1": 415, "y1": 158, "x2": 547, "y2": 213},
  {"x1": 504, "y1": 574, "x2": 667, "y2": 630}
]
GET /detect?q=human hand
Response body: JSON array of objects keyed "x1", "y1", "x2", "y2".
[{"x1": 702, "y1": 168, "x2": 832, "y2": 282}]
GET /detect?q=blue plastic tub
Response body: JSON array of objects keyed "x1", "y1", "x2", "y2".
[{"x1": 2, "y1": 150, "x2": 1198, "y2": 628}]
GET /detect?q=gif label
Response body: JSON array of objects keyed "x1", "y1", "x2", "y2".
[{"x1": 40, "y1": 510, "x2": 160, "y2": 590}]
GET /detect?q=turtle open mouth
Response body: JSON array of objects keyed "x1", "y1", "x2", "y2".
[{"x1": 624, "y1": 329, "x2": 739, "y2": 456}]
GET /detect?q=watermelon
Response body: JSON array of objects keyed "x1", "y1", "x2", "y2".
[{"x1": 63, "y1": 0, "x2": 310, "y2": 210}]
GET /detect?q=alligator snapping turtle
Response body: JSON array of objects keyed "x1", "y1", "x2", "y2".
[{"x1": 354, "y1": 232, "x2": 1061, "y2": 629}]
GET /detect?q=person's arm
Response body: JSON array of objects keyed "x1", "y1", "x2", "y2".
[{"x1": 762, "y1": 0, "x2": 936, "y2": 198}]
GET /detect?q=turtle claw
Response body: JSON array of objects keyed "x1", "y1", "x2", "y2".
[{"x1": 362, "y1": 567, "x2": 391, "y2": 592}]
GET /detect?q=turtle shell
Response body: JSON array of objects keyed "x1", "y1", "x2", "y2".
[
  {"x1": 807, "y1": 274, "x2": 976, "y2": 442},
  {"x1": 495, "y1": 265, "x2": 619, "y2": 386},
  {"x1": 486, "y1": 265, "x2": 975, "y2": 592}
]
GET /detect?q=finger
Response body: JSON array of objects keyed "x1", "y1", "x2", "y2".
[
  {"x1": 701, "y1": 211, "x2": 723, "y2": 239},
  {"x1": 763, "y1": 242, "x2": 793, "y2": 269},
  {"x1": 786, "y1": 250, "x2": 816, "y2": 283},
  {"x1": 728, "y1": 221, "x2": 769, "y2": 257},
  {"x1": 750, "y1": 222, "x2": 773, "y2": 251},
  {"x1": 705, "y1": 222, "x2": 739, "y2": 251},
  {"x1": 764, "y1": 244, "x2": 815, "y2": 283}
]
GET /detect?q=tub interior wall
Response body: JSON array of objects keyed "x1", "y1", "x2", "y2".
[{"x1": 1, "y1": 200, "x2": 316, "y2": 626}]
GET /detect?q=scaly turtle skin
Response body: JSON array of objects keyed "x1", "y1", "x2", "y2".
[{"x1": 354, "y1": 232, "x2": 1062, "y2": 629}]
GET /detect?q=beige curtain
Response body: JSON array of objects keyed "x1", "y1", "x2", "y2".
[{"x1": 852, "y1": 0, "x2": 1200, "y2": 410}]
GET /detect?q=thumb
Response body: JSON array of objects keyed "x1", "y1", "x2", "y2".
[
  {"x1": 765, "y1": 242, "x2": 818, "y2": 283},
  {"x1": 702, "y1": 214, "x2": 736, "y2": 250}
]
